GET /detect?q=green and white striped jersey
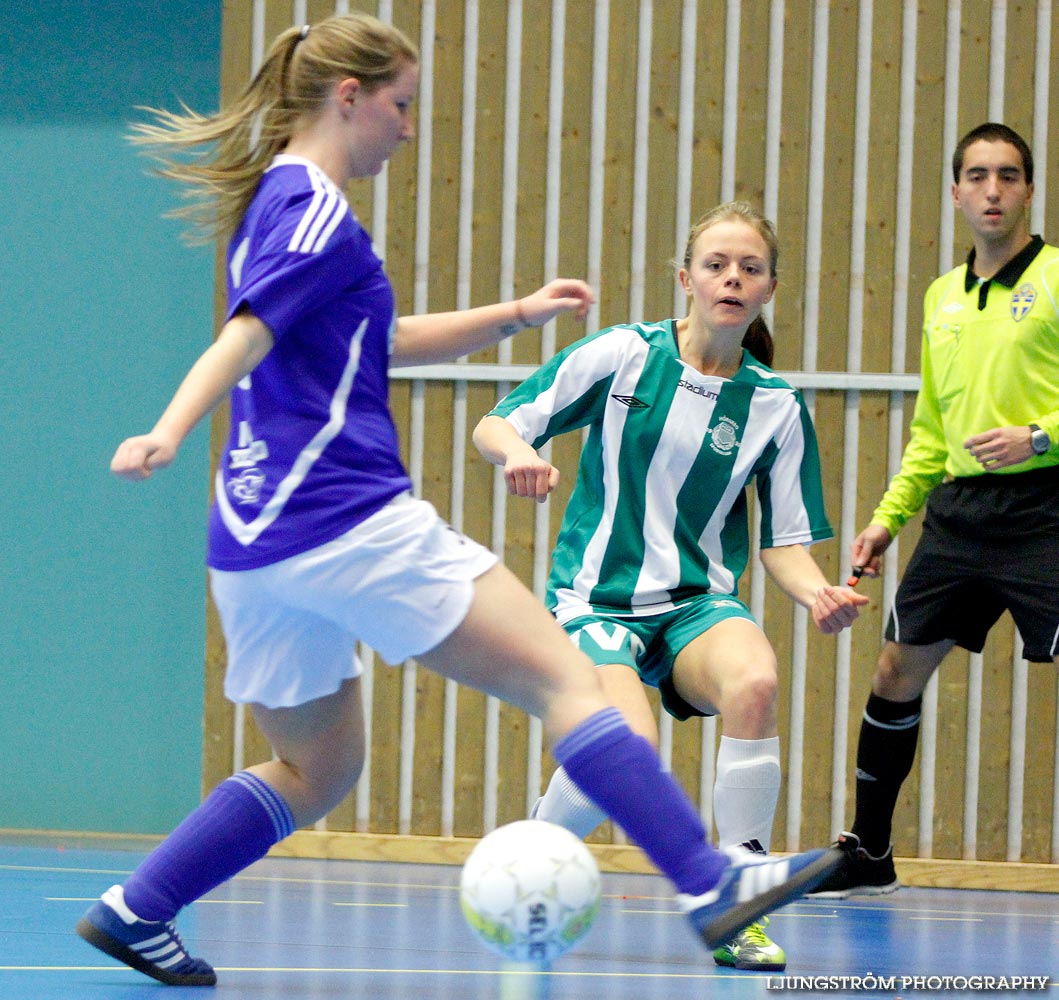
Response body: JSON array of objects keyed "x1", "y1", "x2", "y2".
[{"x1": 489, "y1": 319, "x2": 832, "y2": 623}]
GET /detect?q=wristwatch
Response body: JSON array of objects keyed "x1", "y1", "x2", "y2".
[{"x1": 1029, "y1": 423, "x2": 1051, "y2": 455}]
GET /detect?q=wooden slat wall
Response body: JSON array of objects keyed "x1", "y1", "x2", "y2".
[{"x1": 203, "y1": 0, "x2": 1059, "y2": 880}]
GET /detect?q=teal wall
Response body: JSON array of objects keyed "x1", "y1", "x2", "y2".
[{"x1": 1, "y1": 4, "x2": 222, "y2": 832}]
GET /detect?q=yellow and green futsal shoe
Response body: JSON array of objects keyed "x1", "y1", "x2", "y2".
[{"x1": 713, "y1": 916, "x2": 786, "y2": 971}]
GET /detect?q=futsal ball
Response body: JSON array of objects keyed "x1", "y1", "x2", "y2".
[{"x1": 460, "y1": 819, "x2": 601, "y2": 965}]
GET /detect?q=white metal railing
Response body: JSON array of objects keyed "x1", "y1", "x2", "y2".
[{"x1": 392, "y1": 366, "x2": 921, "y2": 391}]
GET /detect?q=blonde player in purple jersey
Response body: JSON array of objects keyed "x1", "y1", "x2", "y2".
[
  {"x1": 475, "y1": 202, "x2": 869, "y2": 971},
  {"x1": 75, "y1": 15, "x2": 840, "y2": 987}
]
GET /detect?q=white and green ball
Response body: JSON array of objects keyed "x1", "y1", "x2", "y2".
[{"x1": 460, "y1": 819, "x2": 602, "y2": 965}]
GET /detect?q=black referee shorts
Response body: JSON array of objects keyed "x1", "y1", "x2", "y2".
[{"x1": 886, "y1": 464, "x2": 1059, "y2": 662}]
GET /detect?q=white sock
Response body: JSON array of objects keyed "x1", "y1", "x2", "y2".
[
  {"x1": 532, "y1": 765, "x2": 607, "y2": 838},
  {"x1": 713, "y1": 735, "x2": 781, "y2": 851},
  {"x1": 102, "y1": 884, "x2": 152, "y2": 925}
]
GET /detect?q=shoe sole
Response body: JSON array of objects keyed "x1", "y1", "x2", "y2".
[
  {"x1": 808, "y1": 879, "x2": 900, "y2": 900},
  {"x1": 714, "y1": 956, "x2": 787, "y2": 972},
  {"x1": 75, "y1": 918, "x2": 217, "y2": 987},
  {"x1": 699, "y1": 848, "x2": 845, "y2": 949}
]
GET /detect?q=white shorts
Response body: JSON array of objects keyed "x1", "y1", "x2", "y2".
[{"x1": 210, "y1": 493, "x2": 498, "y2": 708}]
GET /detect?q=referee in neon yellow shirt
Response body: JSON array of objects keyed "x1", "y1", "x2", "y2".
[{"x1": 811, "y1": 122, "x2": 1059, "y2": 897}]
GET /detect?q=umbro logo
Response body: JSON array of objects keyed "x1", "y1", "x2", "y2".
[{"x1": 612, "y1": 394, "x2": 649, "y2": 408}]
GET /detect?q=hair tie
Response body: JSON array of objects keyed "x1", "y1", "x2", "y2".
[{"x1": 298, "y1": 24, "x2": 311, "y2": 41}]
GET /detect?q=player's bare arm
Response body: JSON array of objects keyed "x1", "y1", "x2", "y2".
[
  {"x1": 473, "y1": 414, "x2": 559, "y2": 503},
  {"x1": 391, "y1": 278, "x2": 595, "y2": 367},
  {"x1": 110, "y1": 311, "x2": 274, "y2": 480},
  {"x1": 759, "y1": 543, "x2": 869, "y2": 634}
]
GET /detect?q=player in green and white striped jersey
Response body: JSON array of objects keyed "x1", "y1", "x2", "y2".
[{"x1": 476, "y1": 202, "x2": 868, "y2": 972}]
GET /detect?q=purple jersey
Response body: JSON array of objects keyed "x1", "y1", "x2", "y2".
[{"x1": 207, "y1": 155, "x2": 412, "y2": 570}]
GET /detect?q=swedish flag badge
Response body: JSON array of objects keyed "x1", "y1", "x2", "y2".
[{"x1": 1011, "y1": 283, "x2": 1036, "y2": 321}]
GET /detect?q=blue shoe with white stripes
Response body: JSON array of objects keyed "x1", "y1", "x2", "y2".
[
  {"x1": 76, "y1": 885, "x2": 216, "y2": 987},
  {"x1": 680, "y1": 845, "x2": 843, "y2": 949}
]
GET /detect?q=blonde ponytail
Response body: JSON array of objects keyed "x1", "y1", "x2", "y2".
[{"x1": 130, "y1": 13, "x2": 417, "y2": 243}]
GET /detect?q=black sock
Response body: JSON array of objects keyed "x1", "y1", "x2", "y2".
[{"x1": 850, "y1": 692, "x2": 922, "y2": 857}]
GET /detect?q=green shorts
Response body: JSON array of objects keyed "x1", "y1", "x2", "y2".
[{"x1": 561, "y1": 594, "x2": 757, "y2": 721}]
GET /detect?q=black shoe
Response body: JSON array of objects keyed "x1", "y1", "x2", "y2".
[{"x1": 806, "y1": 832, "x2": 900, "y2": 899}]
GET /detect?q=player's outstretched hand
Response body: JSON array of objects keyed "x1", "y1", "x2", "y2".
[
  {"x1": 811, "y1": 585, "x2": 870, "y2": 635},
  {"x1": 111, "y1": 435, "x2": 177, "y2": 481},
  {"x1": 518, "y1": 279, "x2": 596, "y2": 327}
]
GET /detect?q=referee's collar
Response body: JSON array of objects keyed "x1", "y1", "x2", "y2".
[{"x1": 964, "y1": 234, "x2": 1044, "y2": 299}]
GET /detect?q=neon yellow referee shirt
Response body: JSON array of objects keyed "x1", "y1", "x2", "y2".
[{"x1": 873, "y1": 237, "x2": 1059, "y2": 537}]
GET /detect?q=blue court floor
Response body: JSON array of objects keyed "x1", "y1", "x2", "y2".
[{"x1": 1, "y1": 835, "x2": 1055, "y2": 999}]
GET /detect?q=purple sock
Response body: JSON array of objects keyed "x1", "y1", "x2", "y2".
[
  {"x1": 122, "y1": 771, "x2": 295, "y2": 921},
  {"x1": 553, "y1": 708, "x2": 727, "y2": 895}
]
